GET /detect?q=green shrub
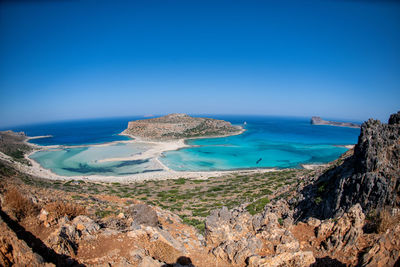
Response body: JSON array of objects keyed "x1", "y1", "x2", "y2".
[
  {"x1": 175, "y1": 178, "x2": 186, "y2": 185},
  {"x1": 245, "y1": 197, "x2": 270, "y2": 215},
  {"x1": 314, "y1": 196, "x2": 322, "y2": 205}
]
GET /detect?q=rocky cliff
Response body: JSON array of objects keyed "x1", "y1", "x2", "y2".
[
  {"x1": 311, "y1": 116, "x2": 360, "y2": 128},
  {"x1": 122, "y1": 113, "x2": 243, "y2": 140},
  {"x1": 298, "y1": 111, "x2": 400, "y2": 219}
]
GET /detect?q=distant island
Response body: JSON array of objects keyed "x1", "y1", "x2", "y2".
[
  {"x1": 311, "y1": 116, "x2": 360, "y2": 128},
  {"x1": 122, "y1": 113, "x2": 244, "y2": 140}
]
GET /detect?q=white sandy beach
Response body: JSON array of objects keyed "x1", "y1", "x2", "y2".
[
  {"x1": 11, "y1": 129, "x2": 355, "y2": 183},
  {"x1": 6, "y1": 130, "x2": 277, "y2": 183}
]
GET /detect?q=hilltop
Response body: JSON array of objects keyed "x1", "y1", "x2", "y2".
[{"x1": 122, "y1": 113, "x2": 243, "y2": 141}]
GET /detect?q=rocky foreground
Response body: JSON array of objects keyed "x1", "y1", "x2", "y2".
[
  {"x1": 122, "y1": 113, "x2": 243, "y2": 141},
  {"x1": 0, "y1": 112, "x2": 399, "y2": 266}
]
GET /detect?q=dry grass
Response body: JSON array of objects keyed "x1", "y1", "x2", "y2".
[
  {"x1": 366, "y1": 208, "x2": 400, "y2": 234},
  {"x1": 377, "y1": 209, "x2": 399, "y2": 233},
  {"x1": 3, "y1": 187, "x2": 39, "y2": 220},
  {"x1": 45, "y1": 201, "x2": 86, "y2": 220}
]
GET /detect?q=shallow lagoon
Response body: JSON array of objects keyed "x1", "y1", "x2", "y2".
[
  {"x1": 30, "y1": 142, "x2": 163, "y2": 176},
  {"x1": 160, "y1": 116, "x2": 359, "y2": 171},
  {"x1": 21, "y1": 115, "x2": 360, "y2": 176}
]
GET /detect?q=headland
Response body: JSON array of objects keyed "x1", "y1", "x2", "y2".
[{"x1": 311, "y1": 116, "x2": 360, "y2": 128}]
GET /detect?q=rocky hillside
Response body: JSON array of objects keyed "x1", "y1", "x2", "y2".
[
  {"x1": 298, "y1": 111, "x2": 400, "y2": 219},
  {"x1": 1, "y1": 112, "x2": 400, "y2": 266},
  {"x1": 0, "y1": 131, "x2": 32, "y2": 165},
  {"x1": 122, "y1": 113, "x2": 243, "y2": 140},
  {"x1": 311, "y1": 116, "x2": 360, "y2": 128}
]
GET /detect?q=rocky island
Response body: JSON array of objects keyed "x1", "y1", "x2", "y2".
[
  {"x1": 122, "y1": 113, "x2": 244, "y2": 140},
  {"x1": 311, "y1": 116, "x2": 360, "y2": 128}
]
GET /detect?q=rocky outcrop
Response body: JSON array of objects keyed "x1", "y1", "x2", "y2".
[
  {"x1": 129, "y1": 203, "x2": 159, "y2": 228},
  {"x1": 205, "y1": 206, "x2": 262, "y2": 265},
  {"x1": 45, "y1": 215, "x2": 100, "y2": 256},
  {"x1": 314, "y1": 204, "x2": 365, "y2": 265},
  {"x1": 204, "y1": 204, "x2": 315, "y2": 266},
  {"x1": 361, "y1": 223, "x2": 400, "y2": 267},
  {"x1": 298, "y1": 111, "x2": 400, "y2": 219},
  {"x1": 122, "y1": 113, "x2": 243, "y2": 140},
  {"x1": 311, "y1": 116, "x2": 360, "y2": 128}
]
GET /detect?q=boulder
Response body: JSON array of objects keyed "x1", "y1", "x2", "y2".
[
  {"x1": 129, "y1": 204, "x2": 159, "y2": 228},
  {"x1": 72, "y1": 215, "x2": 100, "y2": 235}
]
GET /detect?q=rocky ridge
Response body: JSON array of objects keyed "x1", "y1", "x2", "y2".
[
  {"x1": 122, "y1": 113, "x2": 243, "y2": 140},
  {"x1": 298, "y1": 111, "x2": 400, "y2": 219}
]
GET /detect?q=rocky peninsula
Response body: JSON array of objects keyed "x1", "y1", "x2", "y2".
[
  {"x1": 122, "y1": 113, "x2": 243, "y2": 141},
  {"x1": 311, "y1": 116, "x2": 360, "y2": 128}
]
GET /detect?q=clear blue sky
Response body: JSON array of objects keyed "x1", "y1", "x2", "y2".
[{"x1": 1, "y1": 0, "x2": 399, "y2": 127}]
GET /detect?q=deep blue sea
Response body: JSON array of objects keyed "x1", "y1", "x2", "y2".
[
  {"x1": 7, "y1": 117, "x2": 139, "y2": 146},
  {"x1": 161, "y1": 115, "x2": 360, "y2": 170},
  {"x1": 3, "y1": 115, "x2": 361, "y2": 175}
]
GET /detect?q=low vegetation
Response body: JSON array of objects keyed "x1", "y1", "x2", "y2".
[
  {"x1": 10, "y1": 165, "x2": 308, "y2": 231},
  {"x1": 3, "y1": 186, "x2": 39, "y2": 220},
  {"x1": 365, "y1": 208, "x2": 400, "y2": 234},
  {"x1": 0, "y1": 131, "x2": 33, "y2": 165},
  {"x1": 45, "y1": 201, "x2": 86, "y2": 220}
]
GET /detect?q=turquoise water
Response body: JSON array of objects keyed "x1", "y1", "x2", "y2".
[
  {"x1": 30, "y1": 142, "x2": 163, "y2": 176},
  {"x1": 8, "y1": 115, "x2": 360, "y2": 175},
  {"x1": 160, "y1": 115, "x2": 360, "y2": 170}
]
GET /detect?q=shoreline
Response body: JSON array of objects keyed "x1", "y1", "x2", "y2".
[
  {"x1": 21, "y1": 130, "x2": 267, "y2": 183},
  {"x1": 19, "y1": 131, "x2": 354, "y2": 183}
]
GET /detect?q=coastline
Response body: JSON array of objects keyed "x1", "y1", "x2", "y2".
[
  {"x1": 18, "y1": 129, "x2": 354, "y2": 183},
  {"x1": 20, "y1": 129, "x2": 263, "y2": 183}
]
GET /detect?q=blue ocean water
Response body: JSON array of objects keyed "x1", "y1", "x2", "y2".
[
  {"x1": 4, "y1": 115, "x2": 361, "y2": 175},
  {"x1": 160, "y1": 115, "x2": 360, "y2": 170},
  {"x1": 6, "y1": 117, "x2": 141, "y2": 146}
]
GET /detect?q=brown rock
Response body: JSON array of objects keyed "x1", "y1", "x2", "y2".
[
  {"x1": 129, "y1": 204, "x2": 159, "y2": 228},
  {"x1": 316, "y1": 204, "x2": 365, "y2": 265},
  {"x1": 0, "y1": 217, "x2": 53, "y2": 266},
  {"x1": 361, "y1": 224, "x2": 400, "y2": 267},
  {"x1": 247, "y1": 251, "x2": 315, "y2": 267}
]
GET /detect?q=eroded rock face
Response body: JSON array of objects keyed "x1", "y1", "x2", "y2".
[
  {"x1": 361, "y1": 223, "x2": 400, "y2": 267},
  {"x1": 315, "y1": 204, "x2": 365, "y2": 265},
  {"x1": 297, "y1": 111, "x2": 400, "y2": 219},
  {"x1": 205, "y1": 206, "x2": 261, "y2": 264},
  {"x1": 205, "y1": 203, "x2": 309, "y2": 266}
]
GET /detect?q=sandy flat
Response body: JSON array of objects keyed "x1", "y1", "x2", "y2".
[
  {"x1": 12, "y1": 131, "x2": 356, "y2": 183},
  {"x1": 11, "y1": 131, "x2": 277, "y2": 183}
]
